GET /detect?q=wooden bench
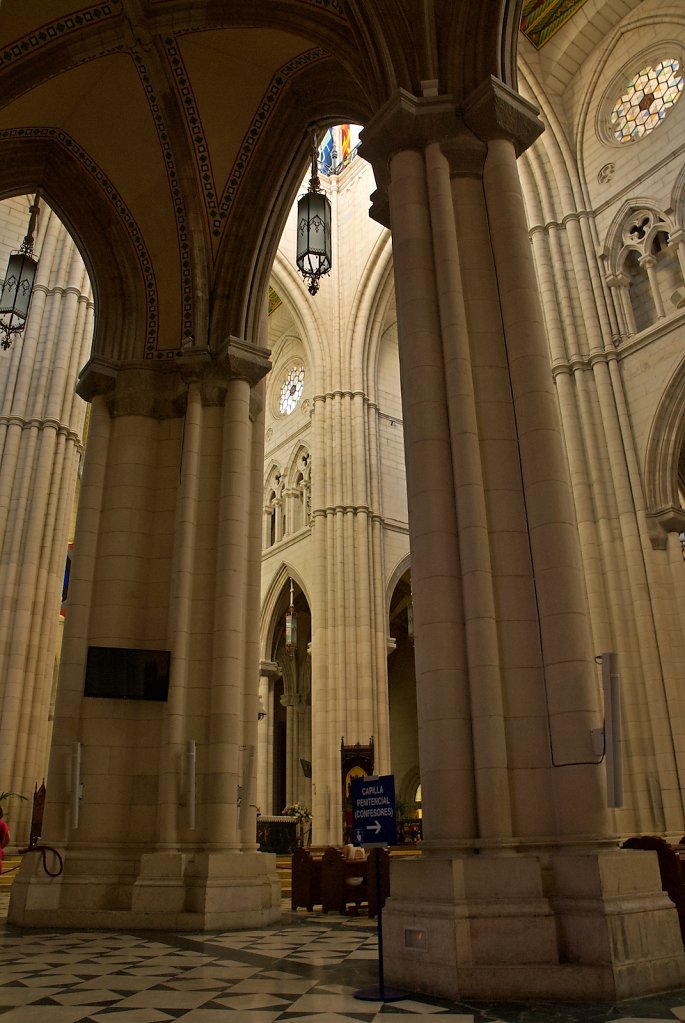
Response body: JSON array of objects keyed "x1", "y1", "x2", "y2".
[
  {"x1": 319, "y1": 846, "x2": 390, "y2": 917},
  {"x1": 321, "y1": 846, "x2": 368, "y2": 915},
  {"x1": 622, "y1": 835, "x2": 685, "y2": 941},
  {"x1": 291, "y1": 847, "x2": 323, "y2": 911}
]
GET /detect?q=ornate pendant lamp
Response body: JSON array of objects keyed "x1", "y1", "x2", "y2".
[
  {"x1": 296, "y1": 133, "x2": 331, "y2": 296},
  {"x1": 285, "y1": 578, "x2": 297, "y2": 657},
  {"x1": 0, "y1": 193, "x2": 40, "y2": 350}
]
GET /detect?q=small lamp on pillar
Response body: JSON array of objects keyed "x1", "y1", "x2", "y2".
[
  {"x1": 296, "y1": 133, "x2": 331, "y2": 296},
  {"x1": 285, "y1": 578, "x2": 297, "y2": 657},
  {"x1": 0, "y1": 193, "x2": 40, "y2": 351}
]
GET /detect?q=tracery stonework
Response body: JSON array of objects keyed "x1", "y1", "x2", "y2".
[{"x1": 611, "y1": 57, "x2": 684, "y2": 142}]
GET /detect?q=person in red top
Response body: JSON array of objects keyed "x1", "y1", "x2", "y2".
[{"x1": 0, "y1": 806, "x2": 9, "y2": 873}]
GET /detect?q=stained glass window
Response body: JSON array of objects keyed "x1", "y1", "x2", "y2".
[
  {"x1": 611, "y1": 59, "x2": 684, "y2": 143},
  {"x1": 279, "y1": 365, "x2": 305, "y2": 415}
]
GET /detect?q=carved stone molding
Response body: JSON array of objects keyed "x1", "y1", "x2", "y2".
[
  {"x1": 76, "y1": 338, "x2": 271, "y2": 418},
  {"x1": 361, "y1": 81, "x2": 539, "y2": 227},
  {"x1": 216, "y1": 336, "x2": 272, "y2": 388},
  {"x1": 75, "y1": 355, "x2": 120, "y2": 402},
  {"x1": 462, "y1": 76, "x2": 544, "y2": 155},
  {"x1": 360, "y1": 89, "x2": 466, "y2": 226},
  {"x1": 361, "y1": 88, "x2": 462, "y2": 180},
  {"x1": 646, "y1": 506, "x2": 685, "y2": 549}
]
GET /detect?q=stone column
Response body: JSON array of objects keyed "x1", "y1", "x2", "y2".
[
  {"x1": 282, "y1": 487, "x2": 297, "y2": 536},
  {"x1": 360, "y1": 80, "x2": 685, "y2": 1003},
  {"x1": 606, "y1": 272, "x2": 636, "y2": 336},
  {"x1": 10, "y1": 340, "x2": 281, "y2": 931},
  {"x1": 668, "y1": 228, "x2": 685, "y2": 283},
  {"x1": 273, "y1": 496, "x2": 284, "y2": 543},
  {"x1": 473, "y1": 120, "x2": 606, "y2": 838},
  {"x1": 639, "y1": 254, "x2": 665, "y2": 319},
  {"x1": 262, "y1": 505, "x2": 273, "y2": 548},
  {"x1": 157, "y1": 373, "x2": 203, "y2": 849},
  {"x1": 363, "y1": 123, "x2": 477, "y2": 846},
  {"x1": 0, "y1": 204, "x2": 92, "y2": 843},
  {"x1": 257, "y1": 660, "x2": 279, "y2": 815}
]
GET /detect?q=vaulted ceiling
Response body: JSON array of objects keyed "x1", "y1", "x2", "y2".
[{"x1": 0, "y1": 1, "x2": 615, "y2": 361}]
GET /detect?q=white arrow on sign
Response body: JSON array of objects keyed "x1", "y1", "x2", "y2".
[{"x1": 366, "y1": 820, "x2": 381, "y2": 835}]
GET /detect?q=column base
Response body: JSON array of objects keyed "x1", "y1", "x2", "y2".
[
  {"x1": 382, "y1": 849, "x2": 685, "y2": 1001},
  {"x1": 8, "y1": 848, "x2": 281, "y2": 931}
]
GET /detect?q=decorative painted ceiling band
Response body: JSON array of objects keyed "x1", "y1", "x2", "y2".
[
  {"x1": 520, "y1": 0, "x2": 590, "y2": 49},
  {"x1": 132, "y1": 52, "x2": 193, "y2": 355},
  {"x1": 163, "y1": 37, "x2": 218, "y2": 234},
  {"x1": 268, "y1": 287, "x2": 283, "y2": 316},
  {"x1": 215, "y1": 47, "x2": 329, "y2": 239},
  {"x1": 163, "y1": 41, "x2": 328, "y2": 241},
  {"x1": 0, "y1": 2, "x2": 119, "y2": 70},
  {"x1": 300, "y1": 0, "x2": 346, "y2": 19},
  {"x1": 0, "y1": 126, "x2": 159, "y2": 358}
]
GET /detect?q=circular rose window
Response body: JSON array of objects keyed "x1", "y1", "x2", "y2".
[
  {"x1": 611, "y1": 58, "x2": 684, "y2": 143},
  {"x1": 279, "y1": 365, "x2": 305, "y2": 415}
]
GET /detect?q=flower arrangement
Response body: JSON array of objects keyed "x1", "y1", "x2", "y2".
[
  {"x1": 282, "y1": 802, "x2": 312, "y2": 823},
  {"x1": 282, "y1": 803, "x2": 312, "y2": 847}
]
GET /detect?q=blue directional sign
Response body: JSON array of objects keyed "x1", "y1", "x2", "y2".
[{"x1": 350, "y1": 774, "x2": 397, "y2": 847}]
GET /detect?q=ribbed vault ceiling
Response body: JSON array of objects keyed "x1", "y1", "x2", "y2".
[{"x1": 0, "y1": 0, "x2": 627, "y2": 360}]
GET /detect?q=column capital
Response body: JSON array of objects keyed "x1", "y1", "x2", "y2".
[
  {"x1": 360, "y1": 81, "x2": 542, "y2": 227},
  {"x1": 646, "y1": 505, "x2": 685, "y2": 549},
  {"x1": 215, "y1": 336, "x2": 272, "y2": 388},
  {"x1": 668, "y1": 228, "x2": 685, "y2": 247},
  {"x1": 360, "y1": 88, "x2": 486, "y2": 226},
  {"x1": 76, "y1": 357, "x2": 190, "y2": 418},
  {"x1": 75, "y1": 355, "x2": 120, "y2": 402},
  {"x1": 462, "y1": 77, "x2": 544, "y2": 154},
  {"x1": 76, "y1": 339, "x2": 271, "y2": 417},
  {"x1": 606, "y1": 272, "x2": 630, "y2": 289},
  {"x1": 361, "y1": 89, "x2": 461, "y2": 171}
]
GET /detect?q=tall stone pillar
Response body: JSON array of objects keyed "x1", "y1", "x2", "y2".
[
  {"x1": 360, "y1": 81, "x2": 685, "y2": 1001},
  {"x1": 0, "y1": 201, "x2": 93, "y2": 844},
  {"x1": 309, "y1": 380, "x2": 392, "y2": 844},
  {"x1": 9, "y1": 339, "x2": 281, "y2": 931}
]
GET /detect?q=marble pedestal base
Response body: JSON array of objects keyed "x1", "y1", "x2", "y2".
[
  {"x1": 8, "y1": 848, "x2": 281, "y2": 930},
  {"x1": 382, "y1": 849, "x2": 685, "y2": 1001}
]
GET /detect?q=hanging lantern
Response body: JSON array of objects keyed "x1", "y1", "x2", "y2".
[
  {"x1": 0, "y1": 194, "x2": 40, "y2": 351},
  {"x1": 285, "y1": 578, "x2": 298, "y2": 657},
  {"x1": 296, "y1": 133, "x2": 331, "y2": 296}
]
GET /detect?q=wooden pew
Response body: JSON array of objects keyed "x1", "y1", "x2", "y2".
[
  {"x1": 321, "y1": 846, "x2": 368, "y2": 915},
  {"x1": 291, "y1": 847, "x2": 323, "y2": 911}
]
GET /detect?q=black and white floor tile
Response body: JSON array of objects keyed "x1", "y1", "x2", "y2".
[{"x1": 2, "y1": 877, "x2": 685, "y2": 1021}]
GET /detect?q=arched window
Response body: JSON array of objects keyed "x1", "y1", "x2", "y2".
[
  {"x1": 267, "y1": 490, "x2": 276, "y2": 547},
  {"x1": 610, "y1": 209, "x2": 685, "y2": 335},
  {"x1": 263, "y1": 470, "x2": 284, "y2": 549}
]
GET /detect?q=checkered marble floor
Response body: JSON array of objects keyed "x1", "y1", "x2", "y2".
[{"x1": 3, "y1": 881, "x2": 685, "y2": 1021}]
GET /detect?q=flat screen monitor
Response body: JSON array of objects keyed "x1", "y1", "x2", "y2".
[{"x1": 84, "y1": 646, "x2": 170, "y2": 701}]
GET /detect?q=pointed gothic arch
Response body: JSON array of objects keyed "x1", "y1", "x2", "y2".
[
  {"x1": 0, "y1": 137, "x2": 146, "y2": 362},
  {"x1": 644, "y1": 353, "x2": 685, "y2": 547}
]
